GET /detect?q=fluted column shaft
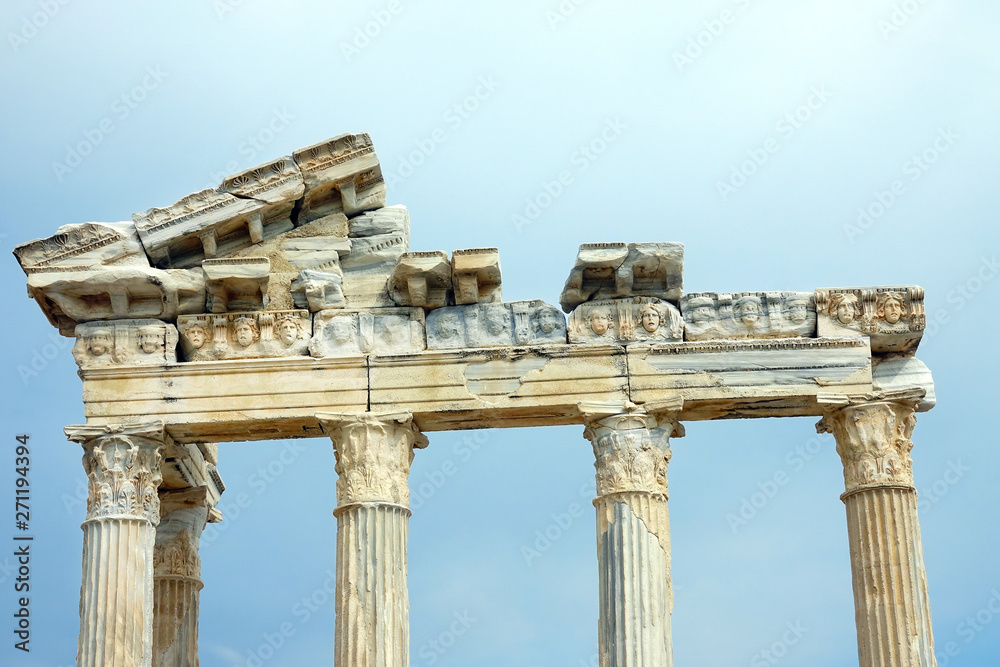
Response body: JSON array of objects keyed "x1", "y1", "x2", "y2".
[
  {"x1": 153, "y1": 487, "x2": 210, "y2": 667},
  {"x1": 66, "y1": 423, "x2": 167, "y2": 667},
  {"x1": 582, "y1": 403, "x2": 683, "y2": 667},
  {"x1": 818, "y1": 401, "x2": 936, "y2": 667},
  {"x1": 318, "y1": 411, "x2": 428, "y2": 667}
]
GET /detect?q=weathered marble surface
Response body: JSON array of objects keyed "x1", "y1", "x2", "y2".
[
  {"x1": 291, "y1": 268, "x2": 345, "y2": 311},
  {"x1": 203, "y1": 257, "x2": 270, "y2": 313},
  {"x1": 560, "y1": 242, "x2": 684, "y2": 312},
  {"x1": 27, "y1": 267, "x2": 205, "y2": 336},
  {"x1": 872, "y1": 355, "x2": 935, "y2": 412},
  {"x1": 426, "y1": 300, "x2": 566, "y2": 349},
  {"x1": 178, "y1": 310, "x2": 311, "y2": 361},
  {"x1": 680, "y1": 291, "x2": 816, "y2": 340},
  {"x1": 310, "y1": 307, "x2": 425, "y2": 357},
  {"x1": 452, "y1": 248, "x2": 502, "y2": 304},
  {"x1": 73, "y1": 319, "x2": 178, "y2": 369},
  {"x1": 293, "y1": 132, "x2": 386, "y2": 223},
  {"x1": 568, "y1": 297, "x2": 683, "y2": 345},
  {"x1": 13, "y1": 221, "x2": 149, "y2": 272},
  {"x1": 389, "y1": 251, "x2": 452, "y2": 308},
  {"x1": 816, "y1": 286, "x2": 925, "y2": 354}
]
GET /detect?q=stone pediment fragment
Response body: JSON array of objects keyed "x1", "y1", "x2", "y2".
[
  {"x1": 177, "y1": 310, "x2": 311, "y2": 361},
  {"x1": 72, "y1": 319, "x2": 178, "y2": 369},
  {"x1": 452, "y1": 248, "x2": 502, "y2": 305},
  {"x1": 389, "y1": 251, "x2": 452, "y2": 308},
  {"x1": 203, "y1": 257, "x2": 270, "y2": 313},
  {"x1": 27, "y1": 267, "x2": 206, "y2": 335},
  {"x1": 291, "y1": 268, "x2": 345, "y2": 311},
  {"x1": 426, "y1": 300, "x2": 566, "y2": 349},
  {"x1": 310, "y1": 307, "x2": 425, "y2": 357},
  {"x1": 568, "y1": 297, "x2": 683, "y2": 345},
  {"x1": 293, "y1": 132, "x2": 386, "y2": 223},
  {"x1": 13, "y1": 221, "x2": 149, "y2": 273},
  {"x1": 221, "y1": 156, "x2": 304, "y2": 204},
  {"x1": 681, "y1": 291, "x2": 816, "y2": 341},
  {"x1": 560, "y1": 242, "x2": 684, "y2": 312},
  {"x1": 815, "y1": 286, "x2": 925, "y2": 354}
]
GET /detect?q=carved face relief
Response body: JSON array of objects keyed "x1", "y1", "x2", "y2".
[
  {"x1": 137, "y1": 333, "x2": 162, "y2": 355},
  {"x1": 785, "y1": 300, "x2": 808, "y2": 324},
  {"x1": 331, "y1": 318, "x2": 355, "y2": 345},
  {"x1": 276, "y1": 320, "x2": 297, "y2": 346},
  {"x1": 482, "y1": 307, "x2": 507, "y2": 336},
  {"x1": 882, "y1": 297, "x2": 903, "y2": 324},
  {"x1": 234, "y1": 322, "x2": 255, "y2": 348},
  {"x1": 836, "y1": 297, "x2": 858, "y2": 325},
  {"x1": 735, "y1": 298, "x2": 762, "y2": 326},
  {"x1": 691, "y1": 305, "x2": 715, "y2": 324},
  {"x1": 186, "y1": 325, "x2": 208, "y2": 350},
  {"x1": 88, "y1": 331, "x2": 112, "y2": 356},
  {"x1": 590, "y1": 308, "x2": 612, "y2": 335},
  {"x1": 640, "y1": 306, "x2": 660, "y2": 333},
  {"x1": 436, "y1": 313, "x2": 462, "y2": 340},
  {"x1": 536, "y1": 309, "x2": 562, "y2": 334},
  {"x1": 379, "y1": 316, "x2": 407, "y2": 345}
]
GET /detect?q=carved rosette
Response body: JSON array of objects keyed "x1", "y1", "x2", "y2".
[
  {"x1": 817, "y1": 401, "x2": 917, "y2": 492},
  {"x1": 584, "y1": 409, "x2": 683, "y2": 497},
  {"x1": 318, "y1": 412, "x2": 429, "y2": 508},
  {"x1": 67, "y1": 424, "x2": 166, "y2": 523},
  {"x1": 154, "y1": 529, "x2": 201, "y2": 580}
]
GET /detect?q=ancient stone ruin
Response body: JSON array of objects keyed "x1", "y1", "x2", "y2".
[{"x1": 13, "y1": 132, "x2": 937, "y2": 667}]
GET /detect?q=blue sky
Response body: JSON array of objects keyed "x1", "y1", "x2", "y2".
[{"x1": 1, "y1": 1, "x2": 999, "y2": 665}]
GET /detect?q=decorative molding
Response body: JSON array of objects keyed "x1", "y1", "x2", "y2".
[
  {"x1": 154, "y1": 527, "x2": 201, "y2": 579},
  {"x1": 817, "y1": 401, "x2": 918, "y2": 492},
  {"x1": 317, "y1": 412, "x2": 428, "y2": 507}
]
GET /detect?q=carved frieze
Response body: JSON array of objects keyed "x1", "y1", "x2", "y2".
[
  {"x1": 65, "y1": 423, "x2": 167, "y2": 523},
  {"x1": 293, "y1": 133, "x2": 386, "y2": 222},
  {"x1": 452, "y1": 248, "x2": 502, "y2": 305},
  {"x1": 568, "y1": 297, "x2": 683, "y2": 345},
  {"x1": 680, "y1": 291, "x2": 816, "y2": 341},
  {"x1": 816, "y1": 286, "x2": 925, "y2": 354},
  {"x1": 426, "y1": 300, "x2": 566, "y2": 349},
  {"x1": 817, "y1": 401, "x2": 917, "y2": 491},
  {"x1": 177, "y1": 310, "x2": 311, "y2": 361},
  {"x1": 13, "y1": 221, "x2": 149, "y2": 273},
  {"x1": 73, "y1": 319, "x2": 178, "y2": 369},
  {"x1": 203, "y1": 257, "x2": 270, "y2": 313},
  {"x1": 26, "y1": 267, "x2": 206, "y2": 336},
  {"x1": 560, "y1": 242, "x2": 684, "y2": 312},
  {"x1": 310, "y1": 307, "x2": 425, "y2": 357},
  {"x1": 317, "y1": 412, "x2": 429, "y2": 507},
  {"x1": 220, "y1": 156, "x2": 304, "y2": 205}
]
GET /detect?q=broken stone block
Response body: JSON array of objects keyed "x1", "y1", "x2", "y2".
[
  {"x1": 177, "y1": 310, "x2": 311, "y2": 361},
  {"x1": 389, "y1": 251, "x2": 452, "y2": 308},
  {"x1": 291, "y1": 268, "x2": 345, "y2": 311},
  {"x1": 13, "y1": 222, "x2": 149, "y2": 273},
  {"x1": 310, "y1": 308, "x2": 425, "y2": 357},
  {"x1": 568, "y1": 297, "x2": 683, "y2": 345},
  {"x1": 426, "y1": 300, "x2": 566, "y2": 349},
  {"x1": 72, "y1": 319, "x2": 178, "y2": 368},
  {"x1": 680, "y1": 291, "x2": 816, "y2": 341},
  {"x1": 26, "y1": 267, "x2": 206, "y2": 336},
  {"x1": 816, "y1": 286, "x2": 925, "y2": 353},
  {"x1": 203, "y1": 258, "x2": 270, "y2": 313},
  {"x1": 452, "y1": 248, "x2": 502, "y2": 305},
  {"x1": 348, "y1": 206, "x2": 410, "y2": 239},
  {"x1": 560, "y1": 242, "x2": 684, "y2": 312},
  {"x1": 220, "y1": 156, "x2": 304, "y2": 205},
  {"x1": 293, "y1": 133, "x2": 386, "y2": 223}
]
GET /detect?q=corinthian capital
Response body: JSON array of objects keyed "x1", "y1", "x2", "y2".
[
  {"x1": 65, "y1": 422, "x2": 167, "y2": 522},
  {"x1": 817, "y1": 401, "x2": 917, "y2": 493},
  {"x1": 580, "y1": 401, "x2": 684, "y2": 497},
  {"x1": 317, "y1": 412, "x2": 429, "y2": 508}
]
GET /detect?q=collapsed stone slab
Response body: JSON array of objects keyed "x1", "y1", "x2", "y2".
[
  {"x1": 680, "y1": 291, "x2": 816, "y2": 341},
  {"x1": 293, "y1": 133, "x2": 386, "y2": 223},
  {"x1": 13, "y1": 221, "x2": 149, "y2": 272}
]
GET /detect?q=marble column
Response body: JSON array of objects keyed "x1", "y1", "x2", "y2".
[
  {"x1": 65, "y1": 422, "x2": 167, "y2": 667},
  {"x1": 817, "y1": 400, "x2": 936, "y2": 667},
  {"x1": 153, "y1": 486, "x2": 210, "y2": 667},
  {"x1": 317, "y1": 411, "x2": 428, "y2": 667},
  {"x1": 580, "y1": 402, "x2": 684, "y2": 667}
]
